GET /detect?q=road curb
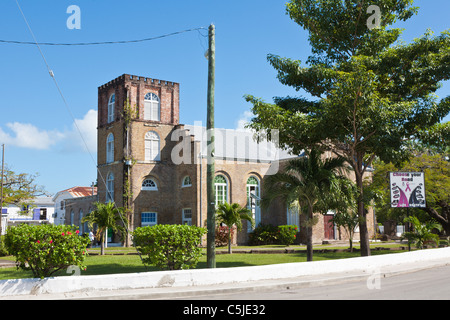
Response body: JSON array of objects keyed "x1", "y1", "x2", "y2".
[{"x1": 1, "y1": 247, "x2": 450, "y2": 299}]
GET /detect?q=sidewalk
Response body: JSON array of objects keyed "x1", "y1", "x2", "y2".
[{"x1": 1, "y1": 247, "x2": 449, "y2": 300}]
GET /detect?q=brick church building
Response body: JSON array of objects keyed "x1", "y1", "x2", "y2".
[{"x1": 65, "y1": 74, "x2": 376, "y2": 245}]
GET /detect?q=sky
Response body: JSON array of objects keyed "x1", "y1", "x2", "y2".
[{"x1": 0, "y1": 0, "x2": 449, "y2": 196}]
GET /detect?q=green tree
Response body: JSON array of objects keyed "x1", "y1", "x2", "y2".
[
  {"x1": 81, "y1": 202, "x2": 128, "y2": 255},
  {"x1": 403, "y1": 216, "x2": 442, "y2": 249},
  {"x1": 331, "y1": 210, "x2": 359, "y2": 252},
  {"x1": 246, "y1": 0, "x2": 450, "y2": 256},
  {"x1": 370, "y1": 152, "x2": 450, "y2": 236},
  {"x1": 216, "y1": 202, "x2": 254, "y2": 254},
  {"x1": 262, "y1": 148, "x2": 349, "y2": 261}
]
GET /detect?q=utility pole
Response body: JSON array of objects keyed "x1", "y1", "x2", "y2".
[
  {"x1": 0, "y1": 144, "x2": 5, "y2": 235},
  {"x1": 206, "y1": 24, "x2": 216, "y2": 268}
]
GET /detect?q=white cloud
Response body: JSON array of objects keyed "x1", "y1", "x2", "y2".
[
  {"x1": 0, "y1": 122, "x2": 63, "y2": 150},
  {"x1": 0, "y1": 109, "x2": 97, "y2": 153},
  {"x1": 235, "y1": 110, "x2": 253, "y2": 131},
  {"x1": 62, "y1": 109, "x2": 98, "y2": 154}
]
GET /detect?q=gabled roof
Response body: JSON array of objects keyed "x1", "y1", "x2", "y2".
[{"x1": 53, "y1": 186, "x2": 97, "y2": 200}]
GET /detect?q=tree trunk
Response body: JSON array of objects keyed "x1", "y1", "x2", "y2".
[
  {"x1": 100, "y1": 231, "x2": 105, "y2": 256},
  {"x1": 306, "y1": 207, "x2": 313, "y2": 261},
  {"x1": 228, "y1": 227, "x2": 232, "y2": 254},
  {"x1": 355, "y1": 167, "x2": 371, "y2": 256}
]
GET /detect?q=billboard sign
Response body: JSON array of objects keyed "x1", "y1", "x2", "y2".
[{"x1": 389, "y1": 172, "x2": 426, "y2": 208}]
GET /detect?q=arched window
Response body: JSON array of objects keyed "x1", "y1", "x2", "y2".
[
  {"x1": 144, "y1": 92, "x2": 160, "y2": 121},
  {"x1": 108, "y1": 93, "x2": 115, "y2": 123},
  {"x1": 142, "y1": 178, "x2": 158, "y2": 191},
  {"x1": 182, "y1": 176, "x2": 192, "y2": 187},
  {"x1": 79, "y1": 209, "x2": 84, "y2": 234},
  {"x1": 106, "y1": 172, "x2": 114, "y2": 203},
  {"x1": 106, "y1": 133, "x2": 114, "y2": 163},
  {"x1": 247, "y1": 176, "x2": 261, "y2": 231},
  {"x1": 214, "y1": 175, "x2": 228, "y2": 206},
  {"x1": 145, "y1": 131, "x2": 160, "y2": 161}
]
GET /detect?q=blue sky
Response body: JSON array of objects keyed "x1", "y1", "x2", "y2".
[{"x1": 0, "y1": 0, "x2": 449, "y2": 196}]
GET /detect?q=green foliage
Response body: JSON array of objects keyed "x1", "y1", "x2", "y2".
[
  {"x1": 370, "y1": 152, "x2": 450, "y2": 235},
  {"x1": 216, "y1": 202, "x2": 254, "y2": 253},
  {"x1": 262, "y1": 148, "x2": 349, "y2": 260},
  {"x1": 249, "y1": 224, "x2": 279, "y2": 246},
  {"x1": 133, "y1": 224, "x2": 206, "y2": 270},
  {"x1": 82, "y1": 202, "x2": 128, "y2": 255},
  {"x1": 276, "y1": 225, "x2": 298, "y2": 246},
  {"x1": 249, "y1": 224, "x2": 298, "y2": 246},
  {"x1": 246, "y1": 0, "x2": 450, "y2": 256},
  {"x1": 4, "y1": 224, "x2": 90, "y2": 279},
  {"x1": 403, "y1": 216, "x2": 442, "y2": 249}
]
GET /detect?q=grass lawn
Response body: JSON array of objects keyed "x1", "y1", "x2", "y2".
[{"x1": 0, "y1": 244, "x2": 407, "y2": 280}]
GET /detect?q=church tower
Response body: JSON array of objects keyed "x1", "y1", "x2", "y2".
[{"x1": 96, "y1": 74, "x2": 197, "y2": 234}]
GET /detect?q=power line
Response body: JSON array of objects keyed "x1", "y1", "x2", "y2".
[{"x1": 0, "y1": 27, "x2": 208, "y2": 46}]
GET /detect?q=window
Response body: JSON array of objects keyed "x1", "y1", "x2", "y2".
[
  {"x1": 106, "y1": 172, "x2": 114, "y2": 202},
  {"x1": 182, "y1": 176, "x2": 192, "y2": 187},
  {"x1": 287, "y1": 204, "x2": 300, "y2": 230},
  {"x1": 142, "y1": 178, "x2": 158, "y2": 191},
  {"x1": 144, "y1": 92, "x2": 160, "y2": 121},
  {"x1": 182, "y1": 208, "x2": 192, "y2": 226},
  {"x1": 214, "y1": 175, "x2": 228, "y2": 206},
  {"x1": 145, "y1": 131, "x2": 160, "y2": 161},
  {"x1": 141, "y1": 212, "x2": 157, "y2": 227},
  {"x1": 79, "y1": 209, "x2": 84, "y2": 234},
  {"x1": 60, "y1": 201, "x2": 64, "y2": 210},
  {"x1": 247, "y1": 176, "x2": 261, "y2": 231},
  {"x1": 106, "y1": 133, "x2": 114, "y2": 163},
  {"x1": 108, "y1": 93, "x2": 115, "y2": 123}
]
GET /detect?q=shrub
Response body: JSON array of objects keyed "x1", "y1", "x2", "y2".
[
  {"x1": 215, "y1": 226, "x2": 235, "y2": 247},
  {"x1": 249, "y1": 224, "x2": 298, "y2": 246},
  {"x1": 277, "y1": 225, "x2": 297, "y2": 246},
  {"x1": 248, "y1": 224, "x2": 278, "y2": 245},
  {"x1": 4, "y1": 224, "x2": 90, "y2": 279},
  {"x1": 133, "y1": 224, "x2": 206, "y2": 270}
]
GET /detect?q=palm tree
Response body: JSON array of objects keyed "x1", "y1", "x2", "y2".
[
  {"x1": 262, "y1": 148, "x2": 348, "y2": 261},
  {"x1": 81, "y1": 202, "x2": 128, "y2": 255},
  {"x1": 403, "y1": 216, "x2": 443, "y2": 249},
  {"x1": 216, "y1": 202, "x2": 254, "y2": 254}
]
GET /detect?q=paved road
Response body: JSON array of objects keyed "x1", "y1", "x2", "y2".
[{"x1": 175, "y1": 264, "x2": 450, "y2": 300}]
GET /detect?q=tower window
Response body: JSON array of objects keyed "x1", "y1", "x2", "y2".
[
  {"x1": 106, "y1": 172, "x2": 114, "y2": 203},
  {"x1": 145, "y1": 131, "x2": 160, "y2": 161},
  {"x1": 108, "y1": 93, "x2": 115, "y2": 123},
  {"x1": 144, "y1": 93, "x2": 160, "y2": 121},
  {"x1": 106, "y1": 133, "x2": 114, "y2": 163},
  {"x1": 182, "y1": 176, "x2": 192, "y2": 187},
  {"x1": 142, "y1": 178, "x2": 158, "y2": 191}
]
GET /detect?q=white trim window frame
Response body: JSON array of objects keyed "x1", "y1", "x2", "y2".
[
  {"x1": 182, "y1": 176, "x2": 192, "y2": 188},
  {"x1": 106, "y1": 133, "x2": 114, "y2": 163},
  {"x1": 214, "y1": 175, "x2": 228, "y2": 207},
  {"x1": 145, "y1": 131, "x2": 161, "y2": 161},
  {"x1": 144, "y1": 92, "x2": 160, "y2": 121},
  {"x1": 106, "y1": 172, "x2": 114, "y2": 203},
  {"x1": 141, "y1": 212, "x2": 157, "y2": 227},
  {"x1": 182, "y1": 208, "x2": 192, "y2": 226},
  {"x1": 108, "y1": 93, "x2": 115, "y2": 123},
  {"x1": 142, "y1": 178, "x2": 158, "y2": 191}
]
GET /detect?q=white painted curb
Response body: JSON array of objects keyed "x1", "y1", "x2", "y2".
[{"x1": 1, "y1": 247, "x2": 450, "y2": 297}]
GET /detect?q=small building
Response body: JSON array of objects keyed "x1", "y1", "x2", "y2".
[
  {"x1": 1, "y1": 197, "x2": 55, "y2": 234},
  {"x1": 52, "y1": 186, "x2": 97, "y2": 225}
]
